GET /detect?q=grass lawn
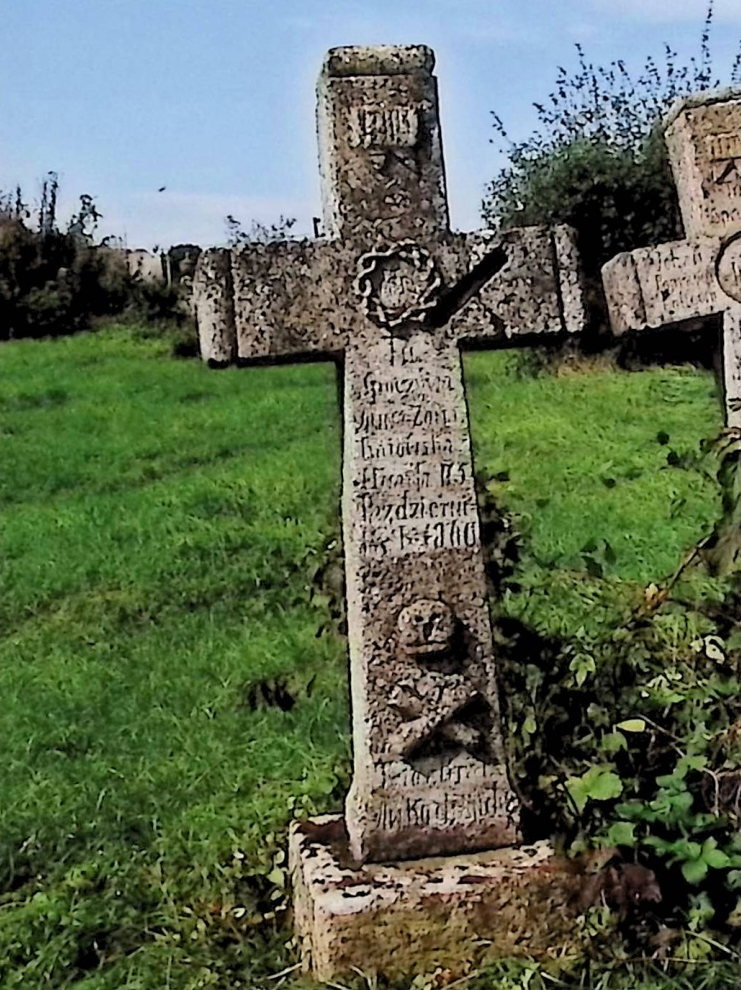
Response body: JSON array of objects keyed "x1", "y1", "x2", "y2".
[{"x1": 0, "y1": 325, "x2": 736, "y2": 989}]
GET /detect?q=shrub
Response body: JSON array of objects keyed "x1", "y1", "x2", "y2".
[
  {"x1": 0, "y1": 190, "x2": 130, "y2": 339},
  {"x1": 482, "y1": 2, "x2": 741, "y2": 350},
  {"x1": 0, "y1": 184, "x2": 197, "y2": 342},
  {"x1": 483, "y1": 429, "x2": 741, "y2": 954}
]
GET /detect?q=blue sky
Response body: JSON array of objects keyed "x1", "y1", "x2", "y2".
[{"x1": 2, "y1": 0, "x2": 741, "y2": 250}]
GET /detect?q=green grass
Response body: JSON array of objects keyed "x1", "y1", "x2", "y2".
[
  {"x1": 464, "y1": 352, "x2": 724, "y2": 638},
  {"x1": 0, "y1": 326, "x2": 731, "y2": 988}
]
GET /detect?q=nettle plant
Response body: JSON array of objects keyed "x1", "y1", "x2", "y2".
[{"x1": 496, "y1": 435, "x2": 741, "y2": 953}]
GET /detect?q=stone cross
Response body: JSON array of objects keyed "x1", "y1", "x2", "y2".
[
  {"x1": 603, "y1": 89, "x2": 741, "y2": 425},
  {"x1": 194, "y1": 45, "x2": 585, "y2": 865}
]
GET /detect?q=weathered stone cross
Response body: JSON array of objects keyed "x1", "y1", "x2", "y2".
[
  {"x1": 194, "y1": 45, "x2": 585, "y2": 865},
  {"x1": 603, "y1": 89, "x2": 741, "y2": 425}
]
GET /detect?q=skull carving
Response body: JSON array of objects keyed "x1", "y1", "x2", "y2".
[{"x1": 397, "y1": 598, "x2": 456, "y2": 661}]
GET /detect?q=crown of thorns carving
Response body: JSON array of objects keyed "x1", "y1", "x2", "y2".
[{"x1": 355, "y1": 242, "x2": 442, "y2": 329}]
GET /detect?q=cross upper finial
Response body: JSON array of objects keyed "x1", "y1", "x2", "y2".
[
  {"x1": 664, "y1": 87, "x2": 741, "y2": 242},
  {"x1": 317, "y1": 44, "x2": 449, "y2": 242}
]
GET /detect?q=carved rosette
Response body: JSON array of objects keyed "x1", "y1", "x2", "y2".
[{"x1": 355, "y1": 242, "x2": 441, "y2": 330}]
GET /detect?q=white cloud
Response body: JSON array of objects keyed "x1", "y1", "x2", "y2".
[{"x1": 97, "y1": 191, "x2": 316, "y2": 251}]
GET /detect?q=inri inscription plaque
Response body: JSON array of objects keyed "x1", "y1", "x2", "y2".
[{"x1": 194, "y1": 45, "x2": 586, "y2": 864}]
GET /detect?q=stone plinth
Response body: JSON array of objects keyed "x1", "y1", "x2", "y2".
[{"x1": 289, "y1": 816, "x2": 583, "y2": 983}]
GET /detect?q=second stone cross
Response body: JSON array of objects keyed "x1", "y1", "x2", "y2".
[{"x1": 602, "y1": 89, "x2": 741, "y2": 425}]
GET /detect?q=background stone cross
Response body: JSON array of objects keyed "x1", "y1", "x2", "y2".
[
  {"x1": 194, "y1": 45, "x2": 585, "y2": 864},
  {"x1": 602, "y1": 90, "x2": 741, "y2": 425}
]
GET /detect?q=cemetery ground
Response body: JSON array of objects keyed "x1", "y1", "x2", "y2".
[{"x1": 2, "y1": 322, "x2": 741, "y2": 989}]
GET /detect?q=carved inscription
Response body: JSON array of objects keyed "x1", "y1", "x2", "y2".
[
  {"x1": 695, "y1": 107, "x2": 741, "y2": 232},
  {"x1": 642, "y1": 242, "x2": 718, "y2": 324},
  {"x1": 370, "y1": 783, "x2": 520, "y2": 834},
  {"x1": 603, "y1": 239, "x2": 721, "y2": 331},
  {"x1": 349, "y1": 334, "x2": 479, "y2": 561},
  {"x1": 379, "y1": 756, "x2": 504, "y2": 789},
  {"x1": 348, "y1": 105, "x2": 420, "y2": 148},
  {"x1": 708, "y1": 132, "x2": 741, "y2": 194},
  {"x1": 342, "y1": 314, "x2": 521, "y2": 859}
]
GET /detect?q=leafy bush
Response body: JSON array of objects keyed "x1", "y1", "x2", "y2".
[
  {"x1": 485, "y1": 128, "x2": 680, "y2": 278},
  {"x1": 490, "y1": 430, "x2": 741, "y2": 955},
  {"x1": 0, "y1": 191, "x2": 126, "y2": 340},
  {"x1": 0, "y1": 184, "x2": 196, "y2": 344},
  {"x1": 482, "y1": 2, "x2": 741, "y2": 351}
]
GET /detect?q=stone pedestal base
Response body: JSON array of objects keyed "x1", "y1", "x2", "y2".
[{"x1": 289, "y1": 815, "x2": 584, "y2": 982}]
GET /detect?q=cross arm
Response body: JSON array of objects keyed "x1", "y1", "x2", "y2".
[
  {"x1": 602, "y1": 238, "x2": 723, "y2": 334},
  {"x1": 434, "y1": 225, "x2": 586, "y2": 344},
  {"x1": 194, "y1": 240, "x2": 350, "y2": 365}
]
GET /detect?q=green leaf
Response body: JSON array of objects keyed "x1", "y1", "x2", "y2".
[
  {"x1": 702, "y1": 838, "x2": 732, "y2": 870},
  {"x1": 616, "y1": 718, "x2": 646, "y2": 733},
  {"x1": 704, "y1": 848, "x2": 732, "y2": 870},
  {"x1": 588, "y1": 770, "x2": 623, "y2": 802},
  {"x1": 679, "y1": 755, "x2": 708, "y2": 775},
  {"x1": 655, "y1": 773, "x2": 677, "y2": 789},
  {"x1": 671, "y1": 791, "x2": 694, "y2": 813},
  {"x1": 569, "y1": 652, "x2": 596, "y2": 687},
  {"x1": 606, "y1": 821, "x2": 636, "y2": 847},
  {"x1": 682, "y1": 858, "x2": 709, "y2": 885},
  {"x1": 675, "y1": 840, "x2": 702, "y2": 861},
  {"x1": 600, "y1": 731, "x2": 627, "y2": 754},
  {"x1": 644, "y1": 835, "x2": 672, "y2": 854},
  {"x1": 566, "y1": 766, "x2": 623, "y2": 813}
]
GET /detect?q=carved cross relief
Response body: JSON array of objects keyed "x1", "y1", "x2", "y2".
[
  {"x1": 602, "y1": 90, "x2": 741, "y2": 425},
  {"x1": 194, "y1": 45, "x2": 585, "y2": 864}
]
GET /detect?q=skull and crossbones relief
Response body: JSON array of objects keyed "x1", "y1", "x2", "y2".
[{"x1": 387, "y1": 598, "x2": 489, "y2": 760}]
